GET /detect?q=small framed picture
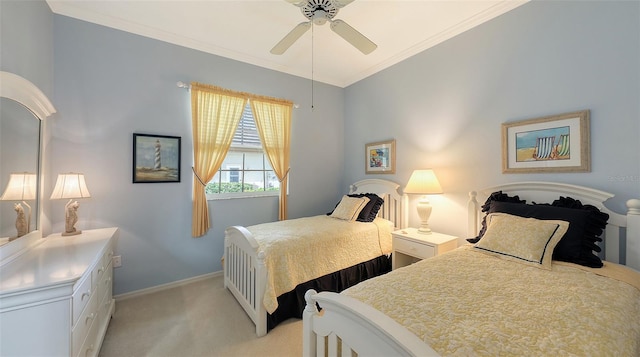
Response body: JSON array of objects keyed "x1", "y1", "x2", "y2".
[
  {"x1": 365, "y1": 139, "x2": 396, "y2": 174},
  {"x1": 133, "y1": 133, "x2": 181, "y2": 183},
  {"x1": 502, "y1": 110, "x2": 590, "y2": 173}
]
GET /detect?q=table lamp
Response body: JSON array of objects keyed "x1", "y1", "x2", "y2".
[
  {"x1": 50, "y1": 173, "x2": 91, "y2": 236},
  {"x1": 404, "y1": 169, "x2": 443, "y2": 234},
  {"x1": 0, "y1": 173, "x2": 37, "y2": 240}
]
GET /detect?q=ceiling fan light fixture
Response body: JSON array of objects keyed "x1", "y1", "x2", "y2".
[
  {"x1": 312, "y1": 11, "x2": 329, "y2": 25},
  {"x1": 271, "y1": 0, "x2": 377, "y2": 55}
]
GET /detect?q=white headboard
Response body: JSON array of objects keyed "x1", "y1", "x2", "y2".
[
  {"x1": 349, "y1": 179, "x2": 407, "y2": 230},
  {"x1": 467, "y1": 181, "x2": 640, "y2": 271}
]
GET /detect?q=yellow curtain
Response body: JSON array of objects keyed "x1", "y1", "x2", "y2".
[
  {"x1": 250, "y1": 96, "x2": 293, "y2": 221},
  {"x1": 191, "y1": 82, "x2": 247, "y2": 237}
]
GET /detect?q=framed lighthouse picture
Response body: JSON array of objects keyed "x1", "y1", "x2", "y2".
[{"x1": 133, "y1": 133, "x2": 181, "y2": 183}]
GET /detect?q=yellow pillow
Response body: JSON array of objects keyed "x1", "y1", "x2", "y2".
[
  {"x1": 473, "y1": 213, "x2": 569, "y2": 269},
  {"x1": 330, "y1": 195, "x2": 371, "y2": 222}
]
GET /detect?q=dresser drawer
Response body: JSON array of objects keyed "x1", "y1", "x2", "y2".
[
  {"x1": 97, "y1": 261, "x2": 113, "y2": 302},
  {"x1": 72, "y1": 275, "x2": 93, "y2": 326},
  {"x1": 393, "y1": 237, "x2": 435, "y2": 260},
  {"x1": 93, "y1": 246, "x2": 113, "y2": 286},
  {"x1": 98, "y1": 290, "x2": 114, "y2": 331},
  {"x1": 75, "y1": 309, "x2": 100, "y2": 357},
  {"x1": 72, "y1": 289, "x2": 98, "y2": 357}
]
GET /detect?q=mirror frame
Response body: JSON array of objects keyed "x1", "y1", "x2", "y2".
[{"x1": 0, "y1": 71, "x2": 56, "y2": 264}]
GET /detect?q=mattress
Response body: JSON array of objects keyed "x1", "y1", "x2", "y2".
[
  {"x1": 248, "y1": 215, "x2": 392, "y2": 313},
  {"x1": 344, "y1": 245, "x2": 640, "y2": 356}
]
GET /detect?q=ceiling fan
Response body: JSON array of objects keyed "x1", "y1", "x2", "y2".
[{"x1": 270, "y1": 0, "x2": 377, "y2": 55}]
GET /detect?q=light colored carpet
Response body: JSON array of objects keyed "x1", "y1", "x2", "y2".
[{"x1": 98, "y1": 275, "x2": 302, "y2": 357}]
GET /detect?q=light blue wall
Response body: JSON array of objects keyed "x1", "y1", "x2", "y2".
[
  {"x1": 0, "y1": 0, "x2": 53, "y2": 94},
  {"x1": 344, "y1": 0, "x2": 640, "y2": 240},
  {"x1": 0, "y1": 0, "x2": 55, "y2": 236},
  {"x1": 51, "y1": 16, "x2": 345, "y2": 294}
]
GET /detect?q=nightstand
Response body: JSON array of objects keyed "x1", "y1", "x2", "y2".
[{"x1": 392, "y1": 228, "x2": 458, "y2": 270}]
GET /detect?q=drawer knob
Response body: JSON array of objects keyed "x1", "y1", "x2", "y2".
[
  {"x1": 86, "y1": 313, "x2": 95, "y2": 322},
  {"x1": 81, "y1": 290, "x2": 91, "y2": 300}
]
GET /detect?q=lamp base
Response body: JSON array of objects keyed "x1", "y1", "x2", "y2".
[
  {"x1": 62, "y1": 230, "x2": 81, "y2": 236},
  {"x1": 416, "y1": 196, "x2": 433, "y2": 235},
  {"x1": 63, "y1": 199, "x2": 81, "y2": 237},
  {"x1": 417, "y1": 226, "x2": 432, "y2": 234}
]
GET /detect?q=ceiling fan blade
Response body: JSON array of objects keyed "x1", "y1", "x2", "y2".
[
  {"x1": 333, "y1": 0, "x2": 355, "y2": 8},
  {"x1": 284, "y1": 0, "x2": 305, "y2": 6},
  {"x1": 270, "y1": 22, "x2": 312, "y2": 55},
  {"x1": 330, "y1": 19, "x2": 377, "y2": 55}
]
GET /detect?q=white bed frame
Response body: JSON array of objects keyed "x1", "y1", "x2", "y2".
[
  {"x1": 224, "y1": 179, "x2": 406, "y2": 337},
  {"x1": 303, "y1": 182, "x2": 640, "y2": 356}
]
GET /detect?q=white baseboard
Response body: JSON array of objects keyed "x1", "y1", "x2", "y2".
[{"x1": 114, "y1": 270, "x2": 223, "y2": 301}]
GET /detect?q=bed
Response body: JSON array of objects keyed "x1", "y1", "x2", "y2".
[
  {"x1": 302, "y1": 181, "x2": 640, "y2": 356},
  {"x1": 223, "y1": 179, "x2": 407, "y2": 337}
]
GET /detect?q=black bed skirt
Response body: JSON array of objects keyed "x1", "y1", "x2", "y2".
[{"x1": 266, "y1": 254, "x2": 392, "y2": 331}]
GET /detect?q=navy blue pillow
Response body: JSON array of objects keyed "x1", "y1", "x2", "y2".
[
  {"x1": 548, "y1": 197, "x2": 608, "y2": 267},
  {"x1": 349, "y1": 193, "x2": 384, "y2": 222}
]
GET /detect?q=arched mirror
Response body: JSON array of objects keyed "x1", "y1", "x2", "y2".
[{"x1": 0, "y1": 71, "x2": 55, "y2": 259}]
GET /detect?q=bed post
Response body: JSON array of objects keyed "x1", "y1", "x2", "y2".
[
  {"x1": 468, "y1": 191, "x2": 479, "y2": 238},
  {"x1": 302, "y1": 289, "x2": 319, "y2": 357},
  {"x1": 626, "y1": 199, "x2": 640, "y2": 271},
  {"x1": 401, "y1": 193, "x2": 409, "y2": 229},
  {"x1": 256, "y1": 251, "x2": 268, "y2": 337}
]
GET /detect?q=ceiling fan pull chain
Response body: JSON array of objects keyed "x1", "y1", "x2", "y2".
[{"x1": 311, "y1": 23, "x2": 315, "y2": 110}]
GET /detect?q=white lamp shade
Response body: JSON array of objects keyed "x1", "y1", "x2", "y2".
[
  {"x1": 50, "y1": 173, "x2": 91, "y2": 200},
  {"x1": 0, "y1": 173, "x2": 37, "y2": 201},
  {"x1": 404, "y1": 169, "x2": 443, "y2": 194}
]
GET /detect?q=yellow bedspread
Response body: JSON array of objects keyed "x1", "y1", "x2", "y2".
[
  {"x1": 248, "y1": 215, "x2": 392, "y2": 313},
  {"x1": 344, "y1": 245, "x2": 640, "y2": 356}
]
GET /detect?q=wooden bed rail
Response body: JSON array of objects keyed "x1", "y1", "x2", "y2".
[
  {"x1": 302, "y1": 289, "x2": 438, "y2": 357},
  {"x1": 224, "y1": 226, "x2": 268, "y2": 336}
]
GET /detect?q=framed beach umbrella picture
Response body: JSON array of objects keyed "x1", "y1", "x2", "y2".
[{"x1": 502, "y1": 110, "x2": 590, "y2": 173}]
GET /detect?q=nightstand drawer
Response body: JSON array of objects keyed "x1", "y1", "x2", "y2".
[{"x1": 394, "y1": 237, "x2": 435, "y2": 260}]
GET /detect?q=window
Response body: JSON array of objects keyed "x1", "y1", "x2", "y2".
[{"x1": 205, "y1": 103, "x2": 279, "y2": 198}]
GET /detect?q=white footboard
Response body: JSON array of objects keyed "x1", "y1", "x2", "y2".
[
  {"x1": 302, "y1": 289, "x2": 439, "y2": 357},
  {"x1": 224, "y1": 226, "x2": 268, "y2": 337}
]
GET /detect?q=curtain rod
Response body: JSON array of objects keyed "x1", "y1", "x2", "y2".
[{"x1": 176, "y1": 81, "x2": 299, "y2": 109}]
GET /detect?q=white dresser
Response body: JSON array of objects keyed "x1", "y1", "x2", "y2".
[{"x1": 0, "y1": 227, "x2": 118, "y2": 357}]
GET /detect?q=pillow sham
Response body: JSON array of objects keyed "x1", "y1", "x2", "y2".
[
  {"x1": 467, "y1": 191, "x2": 608, "y2": 268},
  {"x1": 349, "y1": 193, "x2": 384, "y2": 222},
  {"x1": 467, "y1": 191, "x2": 525, "y2": 244},
  {"x1": 327, "y1": 193, "x2": 384, "y2": 223},
  {"x1": 473, "y1": 213, "x2": 569, "y2": 270},
  {"x1": 329, "y1": 195, "x2": 370, "y2": 221},
  {"x1": 482, "y1": 200, "x2": 606, "y2": 268}
]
